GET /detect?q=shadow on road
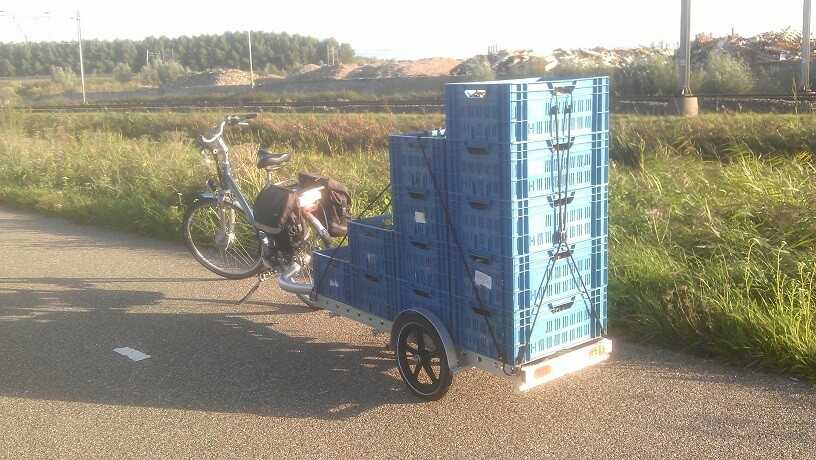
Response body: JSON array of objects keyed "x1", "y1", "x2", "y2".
[{"x1": 0, "y1": 276, "x2": 414, "y2": 420}]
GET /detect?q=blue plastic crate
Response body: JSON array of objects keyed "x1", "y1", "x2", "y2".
[
  {"x1": 590, "y1": 186, "x2": 609, "y2": 246},
  {"x1": 451, "y1": 236, "x2": 607, "y2": 313},
  {"x1": 445, "y1": 77, "x2": 609, "y2": 143},
  {"x1": 393, "y1": 190, "x2": 450, "y2": 243},
  {"x1": 453, "y1": 285, "x2": 607, "y2": 363},
  {"x1": 592, "y1": 232, "x2": 609, "y2": 289},
  {"x1": 449, "y1": 185, "x2": 607, "y2": 260},
  {"x1": 352, "y1": 270, "x2": 398, "y2": 321},
  {"x1": 312, "y1": 246, "x2": 353, "y2": 305},
  {"x1": 349, "y1": 214, "x2": 397, "y2": 278},
  {"x1": 397, "y1": 238, "x2": 450, "y2": 293},
  {"x1": 447, "y1": 131, "x2": 608, "y2": 202},
  {"x1": 397, "y1": 284, "x2": 453, "y2": 326},
  {"x1": 389, "y1": 133, "x2": 447, "y2": 199}
]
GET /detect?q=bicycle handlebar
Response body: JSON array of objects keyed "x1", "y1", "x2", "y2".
[{"x1": 199, "y1": 114, "x2": 258, "y2": 144}]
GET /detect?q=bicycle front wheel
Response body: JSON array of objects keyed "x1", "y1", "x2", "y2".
[{"x1": 183, "y1": 198, "x2": 264, "y2": 280}]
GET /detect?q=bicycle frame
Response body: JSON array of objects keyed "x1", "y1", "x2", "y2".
[{"x1": 199, "y1": 121, "x2": 257, "y2": 228}]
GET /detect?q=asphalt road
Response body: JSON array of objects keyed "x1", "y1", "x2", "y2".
[{"x1": 1, "y1": 207, "x2": 814, "y2": 459}]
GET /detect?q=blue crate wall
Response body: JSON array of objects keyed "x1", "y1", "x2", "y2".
[
  {"x1": 591, "y1": 186, "x2": 609, "y2": 244},
  {"x1": 519, "y1": 285, "x2": 607, "y2": 362},
  {"x1": 447, "y1": 131, "x2": 608, "y2": 202},
  {"x1": 397, "y1": 238, "x2": 451, "y2": 293},
  {"x1": 453, "y1": 285, "x2": 607, "y2": 363},
  {"x1": 445, "y1": 77, "x2": 609, "y2": 143},
  {"x1": 397, "y1": 284, "x2": 454, "y2": 329},
  {"x1": 448, "y1": 184, "x2": 606, "y2": 261},
  {"x1": 450, "y1": 236, "x2": 607, "y2": 313},
  {"x1": 592, "y1": 235, "x2": 608, "y2": 289},
  {"x1": 352, "y1": 270, "x2": 399, "y2": 320},
  {"x1": 391, "y1": 134, "x2": 452, "y2": 245},
  {"x1": 393, "y1": 190, "x2": 451, "y2": 244},
  {"x1": 312, "y1": 246, "x2": 354, "y2": 305},
  {"x1": 389, "y1": 134, "x2": 447, "y2": 198},
  {"x1": 349, "y1": 215, "x2": 397, "y2": 279}
]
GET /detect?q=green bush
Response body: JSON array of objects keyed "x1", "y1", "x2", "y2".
[
  {"x1": 139, "y1": 61, "x2": 187, "y2": 86},
  {"x1": 467, "y1": 59, "x2": 496, "y2": 81},
  {"x1": 618, "y1": 55, "x2": 677, "y2": 96},
  {"x1": 755, "y1": 66, "x2": 799, "y2": 94},
  {"x1": 50, "y1": 66, "x2": 79, "y2": 90},
  {"x1": 699, "y1": 52, "x2": 754, "y2": 94},
  {"x1": 0, "y1": 82, "x2": 21, "y2": 107},
  {"x1": 112, "y1": 63, "x2": 134, "y2": 83}
]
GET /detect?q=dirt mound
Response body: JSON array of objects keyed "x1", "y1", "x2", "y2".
[
  {"x1": 395, "y1": 58, "x2": 461, "y2": 77},
  {"x1": 346, "y1": 62, "x2": 400, "y2": 79},
  {"x1": 289, "y1": 58, "x2": 461, "y2": 80},
  {"x1": 291, "y1": 64, "x2": 359, "y2": 80},
  {"x1": 169, "y1": 69, "x2": 252, "y2": 88}
]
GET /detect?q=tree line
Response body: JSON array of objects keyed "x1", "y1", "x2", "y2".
[{"x1": 0, "y1": 31, "x2": 355, "y2": 77}]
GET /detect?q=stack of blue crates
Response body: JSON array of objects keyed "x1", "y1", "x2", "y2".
[
  {"x1": 349, "y1": 215, "x2": 398, "y2": 320},
  {"x1": 312, "y1": 246, "x2": 354, "y2": 306},
  {"x1": 389, "y1": 133, "x2": 453, "y2": 326},
  {"x1": 445, "y1": 77, "x2": 609, "y2": 363},
  {"x1": 313, "y1": 76, "x2": 609, "y2": 367}
]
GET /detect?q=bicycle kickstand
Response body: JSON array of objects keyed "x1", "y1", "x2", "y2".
[{"x1": 236, "y1": 270, "x2": 275, "y2": 306}]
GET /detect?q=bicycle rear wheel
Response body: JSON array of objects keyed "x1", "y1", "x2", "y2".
[{"x1": 184, "y1": 198, "x2": 264, "y2": 280}]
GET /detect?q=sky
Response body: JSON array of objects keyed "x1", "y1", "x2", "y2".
[{"x1": 0, "y1": 1, "x2": 807, "y2": 59}]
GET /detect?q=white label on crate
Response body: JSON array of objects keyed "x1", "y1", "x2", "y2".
[
  {"x1": 414, "y1": 211, "x2": 427, "y2": 224},
  {"x1": 529, "y1": 160, "x2": 543, "y2": 176},
  {"x1": 465, "y1": 89, "x2": 487, "y2": 99},
  {"x1": 329, "y1": 279, "x2": 339, "y2": 288},
  {"x1": 474, "y1": 270, "x2": 492, "y2": 290}
]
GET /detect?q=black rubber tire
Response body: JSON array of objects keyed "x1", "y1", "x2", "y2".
[
  {"x1": 393, "y1": 312, "x2": 453, "y2": 401},
  {"x1": 183, "y1": 198, "x2": 264, "y2": 280}
]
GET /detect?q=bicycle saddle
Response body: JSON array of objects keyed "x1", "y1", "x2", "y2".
[{"x1": 256, "y1": 149, "x2": 290, "y2": 169}]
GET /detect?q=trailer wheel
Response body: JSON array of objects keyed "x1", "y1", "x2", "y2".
[{"x1": 393, "y1": 313, "x2": 452, "y2": 400}]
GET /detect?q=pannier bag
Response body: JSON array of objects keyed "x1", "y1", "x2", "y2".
[
  {"x1": 254, "y1": 184, "x2": 298, "y2": 234},
  {"x1": 298, "y1": 173, "x2": 352, "y2": 237}
]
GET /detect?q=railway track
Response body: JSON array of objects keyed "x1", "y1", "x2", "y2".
[
  {"x1": 14, "y1": 100, "x2": 447, "y2": 114},
  {"x1": 11, "y1": 93, "x2": 816, "y2": 113}
]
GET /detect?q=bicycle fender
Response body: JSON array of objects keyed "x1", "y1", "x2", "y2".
[{"x1": 392, "y1": 308, "x2": 459, "y2": 371}]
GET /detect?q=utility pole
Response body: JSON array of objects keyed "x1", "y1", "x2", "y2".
[
  {"x1": 803, "y1": 0, "x2": 812, "y2": 92},
  {"x1": 679, "y1": 0, "x2": 692, "y2": 95},
  {"x1": 247, "y1": 30, "x2": 255, "y2": 88},
  {"x1": 676, "y1": 0, "x2": 698, "y2": 116},
  {"x1": 76, "y1": 10, "x2": 87, "y2": 104}
]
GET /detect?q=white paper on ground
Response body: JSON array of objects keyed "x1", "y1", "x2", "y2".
[
  {"x1": 113, "y1": 347, "x2": 151, "y2": 362},
  {"x1": 474, "y1": 270, "x2": 492, "y2": 290}
]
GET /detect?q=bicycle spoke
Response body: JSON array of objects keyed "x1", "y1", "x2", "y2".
[{"x1": 188, "y1": 202, "x2": 261, "y2": 277}]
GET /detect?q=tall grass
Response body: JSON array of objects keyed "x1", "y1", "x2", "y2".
[
  {"x1": 1, "y1": 111, "x2": 814, "y2": 381},
  {"x1": 611, "y1": 152, "x2": 816, "y2": 378},
  {"x1": 10, "y1": 112, "x2": 444, "y2": 155}
]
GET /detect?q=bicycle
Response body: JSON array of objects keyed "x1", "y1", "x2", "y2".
[{"x1": 183, "y1": 114, "x2": 346, "y2": 305}]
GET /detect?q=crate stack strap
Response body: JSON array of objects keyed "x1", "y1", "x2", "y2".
[{"x1": 312, "y1": 77, "x2": 610, "y2": 367}]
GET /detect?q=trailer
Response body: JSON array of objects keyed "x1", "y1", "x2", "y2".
[
  {"x1": 315, "y1": 294, "x2": 611, "y2": 396},
  {"x1": 308, "y1": 77, "x2": 611, "y2": 400}
]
